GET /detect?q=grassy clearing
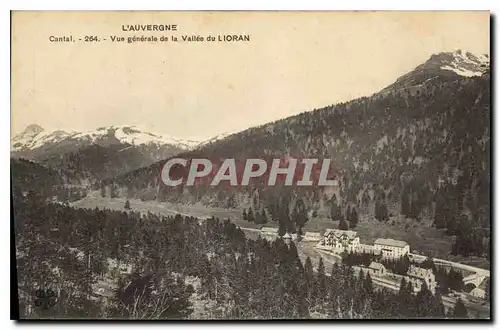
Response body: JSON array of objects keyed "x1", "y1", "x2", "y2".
[{"x1": 71, "y1": 193, "x2": 488, "y2": 269}]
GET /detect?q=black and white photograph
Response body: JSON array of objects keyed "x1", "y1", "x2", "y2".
[{"x1": 10, "y1": 11, "x2": 491, "y2": 320}]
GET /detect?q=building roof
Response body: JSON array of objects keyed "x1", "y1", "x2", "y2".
[
  {"x1": 324, "y1": 229, "x2": 358, "y2": 239},
  {"x1": 374, "y1": 238, "x2": 409, "y2": 248},
  {"x1": 407, "y1": 265, "x2": 432, "y2": 279},
  {"x1": 470, "y1": 287, "x2": 485, "y2": 296},
  {"x1": 368, "y1": 262, "x2": 386, "y2": 271},
  {"x1": 261, "y1": 227, "x2": 279, "y2": 233}
]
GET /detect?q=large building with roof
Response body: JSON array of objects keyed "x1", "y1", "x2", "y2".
[
  {"x1": 303, "y1": 231, "x2": 322, "y2": 242},
  {"x1": 374, "y1": 238, "x2": 410, "y2": 259},
  {"x1": 366, "y1": 262, "x2": 387, "y2": 277},
  {"x1": 318, "y1": 229, "x2": 360, "y2": 252},
  {"x1": 469, "y1": 287, "x2": 486, "y2": 299},
  {"x1": 405, "y1": 265, "x2": 436, "y2": 294},
  {"x1": 260, "y1": 227, "x2": 279, "y2": 241}
]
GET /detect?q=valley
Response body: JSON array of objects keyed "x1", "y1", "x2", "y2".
[
  {"x1": 12, "y1": 47, "x2": 491, "y2": 320},
  {"x1": 69, "y1": 192, "x2": 490, "y2": 318},
  {"x1": 71, "y1": 192, "x2": 490, "y2": 270}
]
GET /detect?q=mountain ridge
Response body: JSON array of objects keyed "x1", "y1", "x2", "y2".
[
  {"x1": 11, "y1": 124, "x2": 202, "y2": 153},
  {"x1": 103, "y1": 50, "x2": 490, "y2": 261},
  {"x1": 381, "y1": 50, "x2": 489, "y2": 93},
  {"x1": 11, "y1": 125, "x2": 205, "y2": 182}
]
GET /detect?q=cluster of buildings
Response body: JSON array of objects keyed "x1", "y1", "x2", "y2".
[
  {"x1": 257, "y1": 226, "x2": 488, "y2": 299},
  {"x1": 259, "y1": 227, "x2": 440, "y2": 295},
  {"x1": 315, "y1": 228, "x2": 410, "y2": 260},
  {"x1": 356, "y1": 261, "x2": 437, "y2": 294},
  {"x1": 314, "y1": 229, "x2": 437, "y2": 293},
  {"x1": 260, "y1": 227, "x2": 302, "y2": 242},
  {"x1": 259, "y1": 227, "x2": 412, "y2": 260}
]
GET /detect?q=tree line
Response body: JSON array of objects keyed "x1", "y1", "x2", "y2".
[{"x1": 14, "y1": 192, "x2": 474, "y2": 319}]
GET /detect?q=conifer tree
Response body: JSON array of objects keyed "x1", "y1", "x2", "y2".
[
  {"x1": 350, "y1": 208, "x2": 359, "y2": 228},
  {"x1": 339, "y1": 219, "x2": 349, "y2": 231},
  {"x1": 364, "y1": 272, "x2": 373, "y2": 295},
  {"x1": 434, "y1": 290, "x2": 446, "y2": 318},
  {"x1": 304, "y1": 257, "x2": 315, "y2": 300},
  {"x1": 397, "y1": 278, "x2": 410, "y2": 315},
  {"x1": 330, "y1": 194, "x2": 342, "y2": 221},
  {"x1": 401, "y1": 190, "x2": 410, "y2": 218},
  {"x1": 293, "y1": 199, "x2": 309, "y2": 231},
  {"x1": 381, "y1": 202, "x2": 389, "y2": 221},
  {"x1": 260, "y1": 209, "x2": 268, "y2": 224},
  {"x1": 375, "y1": 199, "x2": 381, "y2": 221},
  {"x1": 434, "y1": 196, "x2": 447, "y2": 229},
  {"x1": 316, "y1": 257, "x2": 327, "y2": 301},
  {"x1": 452, "y1": 298, "x2": 468, "y2": 318},
  {"x1": 296, "y1": 282, "x2": 310, "y2": 318},
  {"x1": 247, "y1": 208, "x2": 254, "y2": 222}
]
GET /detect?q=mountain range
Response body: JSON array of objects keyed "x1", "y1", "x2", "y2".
[
  {"x1": 11, "y1": 124, "x2": 202, "y2": 153},
  {"x1": 11, "y1": 50, "x2": 491, "y2": 258},
  {"x1": 99, "y1": 50, "x2": 490, "y2": 257},
  {"x1": 11, "y1": 50, "x2": 488, "y2": 176},
  {"x1": 10, "y1": 125, "x2": 229, "y2": 181}
]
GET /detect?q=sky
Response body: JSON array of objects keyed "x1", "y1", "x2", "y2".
[{"x1": 11, "y1": 11, "x2": 490, "y2": 140}]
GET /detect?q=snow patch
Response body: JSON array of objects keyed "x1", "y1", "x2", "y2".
[
  {"x1": 11, "y1": 124, "x2": 204, "y2": 152},
  {"x1": 440, "y1": 50, "x2": 489, "y2": 77},
  {"x1": 441, "y1": 65, "x2": 483, "y2": 77}
]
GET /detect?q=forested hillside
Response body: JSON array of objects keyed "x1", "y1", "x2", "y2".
[
  {"x1": 15, "y1": 194, "x2": 468, "y2": 319},
  {"x1": 106, "y1": 64, "x2": 490, "y2": 259},
  {"x1": 11, "y1": 158, "x2": 87, "y2": 202},
  {"x1": 12, "y1": 50, "x2": 490, "y2": 319},
  {"x1": 41, "y1": 143, "x2": 174, "y2": 182}
]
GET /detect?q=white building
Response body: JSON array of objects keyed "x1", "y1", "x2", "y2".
[
  {"x1": 366, "y1": 262, "x2": 387, "y2": 277},
  {"x1": 406, "y1": 265, "x2": 436, "y2": 294},
  {"x1": 260, "y1": 227, "x2": 279, "y2": 241},
  {"x1": 374, "y1": 238, "x2": 410, "y2": 259},
  {"x1": 319, "y1": 229, "x2": 360, "y2": 252},
  {"x1": 303, "y1": 231, "x2": 322, "y2": 242},
  {"x1": 470, "y1": 287, "x2": 486, "y2": 299}
]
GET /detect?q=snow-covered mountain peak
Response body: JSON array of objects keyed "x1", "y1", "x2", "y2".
[
  {"x1": 11, "y1": 124, "x2": 203, "y2": 152},
  {"x1": 11, "y1": 125, "x2": 72, "y2": 152},
  {"x1": 381, "y1": 50, "x2": 489, "y2": 93},
  {"x1": 71, "y1": 125, "x2": 202, "y2": 150},
  {"x1": 436, "y1": 50, "x2": 489, "y2": 77}
]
